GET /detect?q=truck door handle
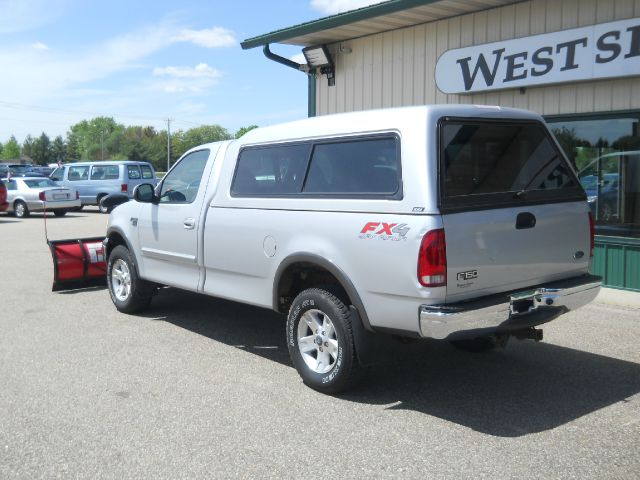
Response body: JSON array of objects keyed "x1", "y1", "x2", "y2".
[
  {"x1": 183, "y1": 218, "x2": 196, "y2": 230},
  {"x1": 516, "y1": 212, "x2": 536, "y2": 230}
]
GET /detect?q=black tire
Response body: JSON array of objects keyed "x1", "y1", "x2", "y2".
[
  {"x1": 97, "y1": 195, "x2": 109, "y2": 214},
  {"x1": 14, "y1": 200, "x2": 29, "y2": 218},
  {"x1": 107, "y1": 245, "x2": 155, "y2": 313},
  {"x1": 287, "y1": 288, "x2": 361, "y2": 394},
  {"x1": 53, "y1": 209, "x2": 67, "y2": 217},
  {"x1": 450, "y1": 336, "x2": 499, "y2": 353}
]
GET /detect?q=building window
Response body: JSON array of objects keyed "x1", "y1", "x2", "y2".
[{"x1": 547, "y1": 113, "x2": 640, "y2": 238}]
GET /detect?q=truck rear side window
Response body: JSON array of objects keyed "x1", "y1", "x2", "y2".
[
  {"x1": 440, "y1": 119, "x2": 583, "y2": 212},
  {"x1": 231, "y1": 135, "x2": 401, "y2": 198},
  {"x1": 303, "y1": 138, "x2": 399, "y2": 196}
]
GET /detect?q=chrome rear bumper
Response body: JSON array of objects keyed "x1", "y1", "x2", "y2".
[{"x1": 419, "y1": 275, "x2": 601, "y2": 340}]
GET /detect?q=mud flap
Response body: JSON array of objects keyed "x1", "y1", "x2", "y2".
[{"x1": 349, "y1": 305, "x2": 387, "y2": 367}]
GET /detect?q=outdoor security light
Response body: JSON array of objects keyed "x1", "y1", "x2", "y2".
[
  {"x1": 303, "y1": 45, "x2": 335, "y2": 87},
  {"x1": 302, "y1": 45, "x2": 332, "y2": 68}
]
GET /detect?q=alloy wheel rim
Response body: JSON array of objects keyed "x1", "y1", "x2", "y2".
[
  {"x1": 297, "y1": 309, "x2": 339, "y2": 374},
  {"x1": 111, "y1": 259, "x2": 132, "y2": 301},
  {"x1": 15, "y1": 203, "x2": 25, "y2": 217}
]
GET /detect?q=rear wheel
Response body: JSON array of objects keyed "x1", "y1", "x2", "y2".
[
  {"x1": 107, "y1": 245, "x2": 155, "y2": 313},
  {"x1": 53, "y1": 209, "x2": 67, "y2": 217},
  {"x1": 287, "y1": 288, "x2": 361, "y2": 394},
  {"x1": 14, "y1": 200, "x2": 29, "y2": 218}
]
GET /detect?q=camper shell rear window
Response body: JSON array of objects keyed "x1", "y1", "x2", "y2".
[{"x1": 438, "y1": 118, "x2": 584, "y2": 213}]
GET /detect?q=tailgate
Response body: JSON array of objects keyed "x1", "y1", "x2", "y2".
[
  {"x1": 439, "y1": 117, "x2": 590, "y2": 302},
  {"x1": 443, "y1": 202, "x2": 591, "y2": 301}
]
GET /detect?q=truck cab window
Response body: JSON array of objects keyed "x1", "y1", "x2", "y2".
[{"x1": 159, "y1": 150, "x2": 210, "y2": 203}]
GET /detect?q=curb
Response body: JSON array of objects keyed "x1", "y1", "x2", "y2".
[{"x1": 595, "y1": 287, "x2": 640, "y2": 309}]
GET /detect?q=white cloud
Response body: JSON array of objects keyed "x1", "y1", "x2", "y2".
[
  {"x1": 152, "y1": 63, "x2": 223, "y2": 94},
  {"x1": 173, "y1": 26, "x2": 236, "y2": 48},
  {"x1": 310, "y1": 0, "x2": 386, "y2": 15},
  {"x1": 153, "y1": 63, "x2": 221, "y2": 79},
  {"x1": 0, "y1": 21, "x2": 235, "y2": 106},
  {"x1": 31, "y1": 41, "x2": 49, "y2": 50}
]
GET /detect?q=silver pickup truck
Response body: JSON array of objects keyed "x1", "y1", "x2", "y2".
[{"x1": 104, "y1": 105, "x2": 601, "y2": 393}]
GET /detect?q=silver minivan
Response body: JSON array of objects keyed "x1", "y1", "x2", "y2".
[{"x1": 51, "y1": 161, "x2": 157, "y2": 212}]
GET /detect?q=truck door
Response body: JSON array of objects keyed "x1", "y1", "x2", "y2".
[{"x1": 137, "y1": 149, "x2": 211, "y2": 290}]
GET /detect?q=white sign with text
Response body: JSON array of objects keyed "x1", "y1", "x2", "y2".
[{"x1": 435, "y1": 18, "x2": 640, "y2": 94}]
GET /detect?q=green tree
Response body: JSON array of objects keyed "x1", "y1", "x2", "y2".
[
  {"x1": 181, "y1": 125, "x2": 231, "y2": 152},
  {"x1": 51, "y1": 136, "x2": 66, "y2": 163},
  {"x1": 0, "y1": 142, "x2": 3, "y2": 157},
  {"x1": 66, "y1": 134, "x2": 81, "y2": 161},
  {"x1": 1, "y1": 136, "x2": 21, "y2": 160},
  {"x1": 67, "y1": 116, "x2": 123, "y2": 160},
  {"x1": 235, "y1": 125, "x2": 259, "y2": 139},
  {"x1": 21, "y1": 135, "x2": 35, "y2": 160},
  {"x1": 32, "y1": 132, "x2": 52, "y2": 165}
]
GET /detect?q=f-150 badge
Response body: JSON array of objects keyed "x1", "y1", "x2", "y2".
[
  {"x1": 359, "y1": 222, "x2": 410, "y2": 241},
  {"x1": 457, "y1": 270, "x2": 478, "y2": 281}
]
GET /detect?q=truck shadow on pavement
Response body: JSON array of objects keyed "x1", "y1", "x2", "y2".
[{"x1": 146, "y1": 288, "x2": 640, "y2": 438}]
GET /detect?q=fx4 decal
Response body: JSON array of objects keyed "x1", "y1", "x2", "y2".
[{"x1": 359, "y1": 222, "x2": 410, "y2": 241}]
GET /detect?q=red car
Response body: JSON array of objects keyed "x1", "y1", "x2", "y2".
[{"x1": 0, "y1": 181, "x2": 8, "y2": 212}]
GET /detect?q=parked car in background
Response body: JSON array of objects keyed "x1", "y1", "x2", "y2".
[
  {"x1": 0, "y1": 181, "x2": 8, "y2": 212},
  {"x1": 28, "y1": 165, "x2": 55, "y2": 177},
  {"x1": 0, "y1": 163, "x2": 51, "y2": 178},
  {"x1": 2, "y1": 177, "x2": 81, "y2": 217},
  {"x1": 50, "y1": 161, "x2": 157, "y2": 213}
]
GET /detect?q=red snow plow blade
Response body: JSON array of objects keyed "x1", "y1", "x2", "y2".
[{"x1": 48, "y1": 237, "x2": 107, "y2": 291}]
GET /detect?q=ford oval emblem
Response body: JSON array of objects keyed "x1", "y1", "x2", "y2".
[{"x1": 574, "y1": 251, "x2": 585, "y2": 260}]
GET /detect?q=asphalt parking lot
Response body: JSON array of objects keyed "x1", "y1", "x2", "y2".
[{"x1": 1, "y1": 208, "x2": 639, "y2": 479}]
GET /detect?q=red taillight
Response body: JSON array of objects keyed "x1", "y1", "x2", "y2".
[
  {"x1": 588, "y1": 211, "x2": 595, "y2": 257},
  {"x1": 121, "y1": 183, "x2": 127, "y2": 193},
  {"x1": 39, "y1": 191, "x2": 46, "y2": 201},
  {"x1": 418, "y1": 228, "x2": 447, "y2": 287}
]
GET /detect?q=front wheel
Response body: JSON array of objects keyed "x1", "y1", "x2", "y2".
[
  {"x1": 107, "y1": 245, "x2": 155, "y2": 313},
  {"x1": 98, "y1": 196, "x2": 109, "y2": 214},
  {"x1": 287, "y1": 288, "x2": 361, "y2": 394}
]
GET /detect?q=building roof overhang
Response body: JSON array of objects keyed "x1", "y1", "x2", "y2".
[{"x1": 241, "y1": 0, "x2": 522, "y2": 50}]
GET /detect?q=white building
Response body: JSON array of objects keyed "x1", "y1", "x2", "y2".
[{"x1": 243, "y1": 0, "x2": 640, "y2": 293}]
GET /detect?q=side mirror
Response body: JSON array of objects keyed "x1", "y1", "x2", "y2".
[{"x1": 133, "y1": 183, "x2": 156, "y2": 203}]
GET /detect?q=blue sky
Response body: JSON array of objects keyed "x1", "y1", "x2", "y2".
[{"x1": 0, "y1": 0, "x2": 381, "y2": 142}]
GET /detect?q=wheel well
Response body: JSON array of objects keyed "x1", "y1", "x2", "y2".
[
  {"x1": 97, "y1": 193, "x2": 108, "y2": 203},
  {"x1": 105, "y1": 232, "x2": 127, "y2": 258},
  {"x1": 275, "y1": 262, "x2": 350, "y2": 313}
]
